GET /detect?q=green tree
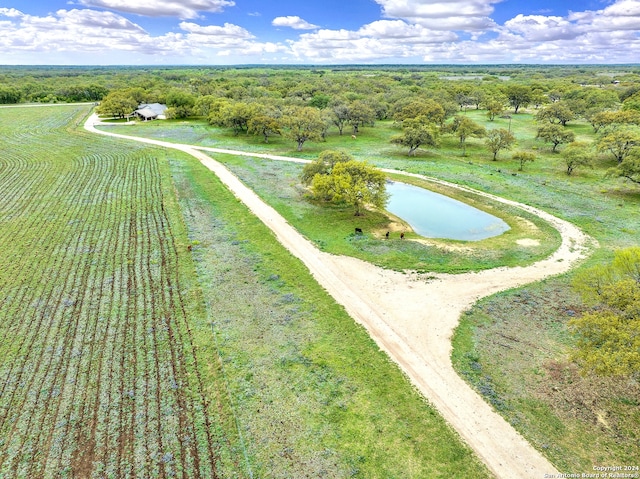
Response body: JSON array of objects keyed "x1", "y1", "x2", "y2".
[
  {"x1": 530, "y1": 88, "x2": 547, "y2": 109},
  {"x1": 164, "y1": 89, "x2": 195, "y2": 119},
  {"x1": 300, "y1": 150, "x2": 352, "y2": 185},
  {"x1": 485, "y1": 128, "x2": 515, "y2": 160},
  {"x1": 512, "y1": 151, "x2": 535, "y2": 171},
  {"x1": 597, "y1": 127, "x2": 640, "y2": 163},
  {"x1": 194, "y1": 95, "x2": 220, "y2": 117},
  {"x1": 504, "y1": 84, "x2": 532, "y2": 114},
  {"x1": 454, "y1": 91, "x2": 472, "y2": 111},
  {"x1": 282, "y1": 106, "x2": 325, "y2": 151},
  {"x1": 561, "y1": 142, "x2": 594, "y2": 176},
  {"x1": 310, "y1": 160, "x2": 388, "y2": 216},
  {"x1": 447, "y1": 116, "x2": 486, "y2": 156},
  {"x1": 484, "y1": 99, "x2": 505, "y2": 121},
  {"x1": 391, "y1": 116, "x2": 439, "y2": 156},
  {"x1": 393, "y1": 99, "x2": 446, "y2": 126},
  {"x1": 328, "y1": 102, "x2": 350, "y2": 135},
  {"x1": 121, "y1": 87, "x2": 148, "y2": 105},
  {"x1": 570, "y1": 247, "x2": 640, "y2": 379},
  {"x1": 623, "y1": 91, "x2": 640, "y2": 112},
  {"x1": 209, "y1": 101, "x2": 257, "y2": 135},
  {"x1": 590, "y1": 110, "x2": 640, "y2": 133},
  {"x1": 536, "y1": 123, "x2": 576, "y2": 152},
  {"x1": 347, "y1": 100, "x2": 376, "y2": 134},
  {"x1": 247, "y1": 112, "x2": 281, "y2": 143},
  {"x1": 96, "y1": 90, "x2": 138, "y2": 118},
  {"x1": 309, "y1": 93, "x2": 331, "y2": 109},
  {"x1": 0, "y1": 87, "x2": 23, "y2": 104},
  {"x1": 468, "y1": 88, "x2": 486, "y2": 110},
  {"x1": 535, "y1": 102, "x2": 574, "y2": 126},
  {"x1": 607, "y1": 149, "x2": 640, "y2": 185}
]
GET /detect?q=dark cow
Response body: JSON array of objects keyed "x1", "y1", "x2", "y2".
[{"x1": 355, "y1": 227, "x2": 363, "y2": 235}]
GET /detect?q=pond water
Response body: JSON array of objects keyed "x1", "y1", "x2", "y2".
[{"x1": 385, "y1": 181, "x2": 510, "y2": 241}]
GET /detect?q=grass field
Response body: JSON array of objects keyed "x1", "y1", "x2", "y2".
[
  {"x1": 98, "y1": 109, "x2": 640, "y2": 471},
  {"x1": 0, "y1": 105, "x2": 492, "y2": 478}
]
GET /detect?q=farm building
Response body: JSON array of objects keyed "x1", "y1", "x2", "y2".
[{"x1": 134, "y1": 103, "x2": 167, "y2": 121}]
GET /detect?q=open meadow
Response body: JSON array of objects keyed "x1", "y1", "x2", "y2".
[{"x1": 0, "y1": 104, "x2": 492, "y2": 478}]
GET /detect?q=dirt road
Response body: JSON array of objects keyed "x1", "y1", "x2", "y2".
[{"x1": 85, "y1": 114, "x2": 595, "y2": 478}]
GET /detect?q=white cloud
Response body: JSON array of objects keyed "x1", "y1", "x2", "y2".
[
  {"x1": 178, "y1": 21, "x2": 288, "y2": 56},
  {"x1": 602, "y1": 0, "x2": 640, "y2": 17},
  {"x1": 590, "y1": 0, "x2": 640, "y2": 31},
  {"x1": 0, "y1": 8, "x2": 23, "y2": 18},
  {"x1": 0, "y1": 9, "x2": 150, "y2": 53},
  {"x1": 76, "y1": 0, "x2": 235, "y2": 19},
  {"x1": 288, "y1": 20, "x2": 457, "y2": 62},
  {"x1": 373, "y1": 0, "x2": 502, "y2": 30},
  {"x1": 358, "y1": 20, "x2": 456, "y2": 42},
  {"x1": 272, "y1": 16, "x2": 319, "y2": 30},
  {"x1": 180, "y1": 21, "x2": 254, "y2": 38},
  {"x1": 503, "y1": 14, "x2": 581, "y2": 41},
  {"x1": 1, "y1": 0, "x2": 640, "y2": 64},
  {"x1": 283, "y1": 0, "x2": 640, "y2": 63},
  {"x1": 0, "y1": 8, "x2": 285, "y2": 62}
]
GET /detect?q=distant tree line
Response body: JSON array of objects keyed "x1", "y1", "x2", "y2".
[{"x1": 3, "y1": 65, "x2": 639, "y2": 183}]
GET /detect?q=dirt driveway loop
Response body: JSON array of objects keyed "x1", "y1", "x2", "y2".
[{"x1": 86, "y1": 113, "x2": 595, "y2": 479}]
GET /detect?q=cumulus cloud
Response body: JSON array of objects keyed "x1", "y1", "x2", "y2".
[
  {"x1": 284, "y1": 0, "x2": 640, "y2": 63},
  {"x1": 0, "y1": 8, "x2": 285, "y2": 61},
  {"x1": 177, "y1": 21, "x2": 288, "y2": 56},
  {"x1": 0, "y1": 9, "x2": 150, "y2": 53},
  {"x1": 180, "y1": 21, "x2": 254, "y2": 38},
  {"x1": 0, "y1": 8, "x2": 23, "y2": 18},
  {"x1": 272, "y1": 16, "x2": 319, "y2": 30},
  {"x1": 373, "y1": 0, "x2": 502, "y2": 30},
  {"x1": 602, "y1": 0, "x2": 640, "y2": 17},
  {"x1": 358, "y1": 20, "x2": 456, "y2": 42},
  {"x1": 505, "y1": 0, "x2": 640, "y2": 37},
  {"x1": 76, "y1": 0, "x2": 235, "y2": 19},
  {"x1": 475, "y1": 0, "x2": 639, "y2": 61},
  {"x1": 288, "y1": 20, "x2": 457, "y2": 62},
  {"x1": 1, "y1": 0, "x2": 640, "y2": 64},
  {"x1": 586, "y1": 0, "x2": 640, "y2": 31},
  {"x1": 503, "y1": 14, "x2": 581, "y2": 41}
]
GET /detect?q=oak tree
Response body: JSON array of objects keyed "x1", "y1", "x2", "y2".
[
  {"x1": 570, "y1": 247, "x2": 640, "y2": 379},
  {"x1": 310, "y1": 160, "x2": 388, "y2": 216},
  {"x1": 536, "y1": 123, "x2": 575, "y2": 152},
  {"x1": 391, "y1": 116, "x2": 439, "y2": 156},
  {"x1": 485, "y1": 128, "x2": 515, "y2": 160}
]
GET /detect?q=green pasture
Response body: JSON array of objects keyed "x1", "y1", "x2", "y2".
[{"x1": 97, "y1": 106, "x2": 640, "y2": 471}]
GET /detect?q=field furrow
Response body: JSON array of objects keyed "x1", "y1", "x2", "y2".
[{"x1": 0, "y1": 106, "x2": 233, "y2": 479}]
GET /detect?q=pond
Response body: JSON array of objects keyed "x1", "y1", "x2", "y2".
[{"x1": 385, "y1": 181, "x2": 510, "y2": 241}]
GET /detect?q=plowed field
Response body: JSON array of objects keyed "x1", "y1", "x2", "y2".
[{"x1": 0, "y1": 106, "x2": 233, "y2": 478}]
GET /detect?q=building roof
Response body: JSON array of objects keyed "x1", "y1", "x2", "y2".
[
  {"x1": 138, "y1": 103, "x2": 167, "y2": 116},
  {"x1": 135, "y1": 107, "x2": 158, "y2": 119}
]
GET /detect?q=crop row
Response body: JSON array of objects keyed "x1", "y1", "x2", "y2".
[{"x1": 0, "y1": 107, "x2": 227, "y2": 478}]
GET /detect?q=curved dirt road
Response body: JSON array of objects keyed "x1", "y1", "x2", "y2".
[{"x1": 85, "y1": 114, "x2": 594, "y2": 478}]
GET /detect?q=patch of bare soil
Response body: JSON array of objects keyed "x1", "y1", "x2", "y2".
[
  {"x1": 537, "y1": 360, "x2": 640, "y2": 440},
  {"x1": 517, "y1": 238, "x2": 541, "y2": 247}
]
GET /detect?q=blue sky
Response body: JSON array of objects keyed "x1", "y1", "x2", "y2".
[{"x1": 0, "y1": 0, "x2": 638, "y2": 64}]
